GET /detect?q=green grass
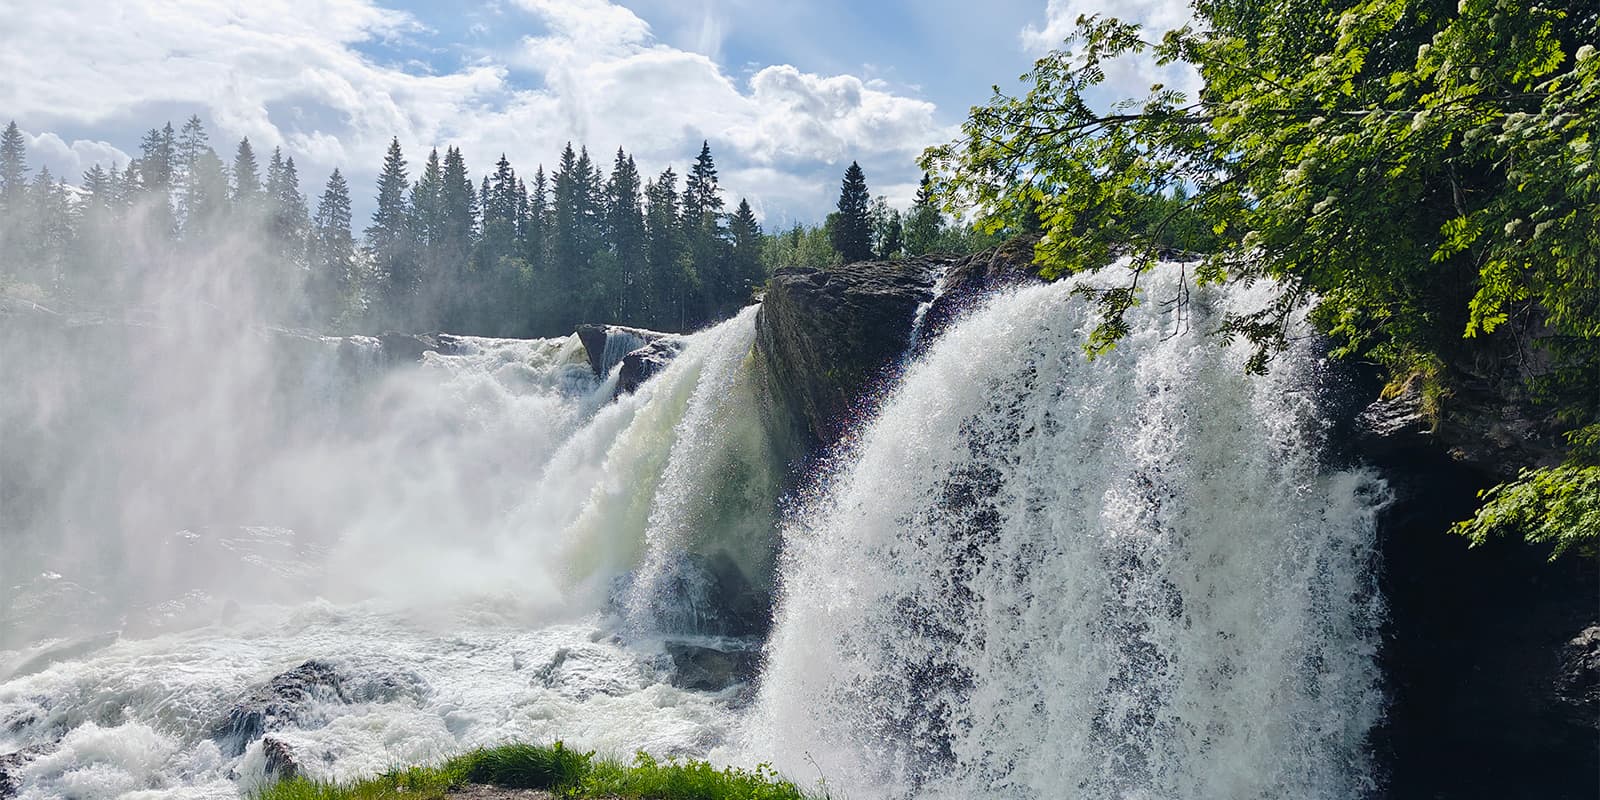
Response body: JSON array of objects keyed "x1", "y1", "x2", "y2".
[{"x1": 253, "y1": 742, "x2": 822, "y2": 800}]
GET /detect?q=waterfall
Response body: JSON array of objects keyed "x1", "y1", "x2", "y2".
[{"x1": 747, "y1": 264, "x2": 1390, "y2": 799}]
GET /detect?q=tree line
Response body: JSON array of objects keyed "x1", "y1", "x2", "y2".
[{"x1": 0, "y1": 120, "x2": 996, "y2": 337}]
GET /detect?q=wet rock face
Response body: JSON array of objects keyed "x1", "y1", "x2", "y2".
[
  {"x1": 755, "y1": 258, "x2": 944, "y2": 449},
  {"x1": 1556, "y1": 626, "x2": 1600, "y2": 729}
]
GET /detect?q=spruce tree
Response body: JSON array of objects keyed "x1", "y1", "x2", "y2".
[
  {"x1": 605, "y1": 148, "x2": 645, "y2": 321},
  {"x1": 643, "y1": 167, "x2": 685, "y2": 329},
  {"x1": 137, "y1": 123, "x2": 177, "y2": 194},
  {"x1": 367, "y1": 137, "x2": 415, "y2": 327},
  {"x1": 438, "y1": 146, "x2": 477, "y2": 329},
  {"x1": 0, "y1": 121, "x2": 27, "y2": 208},
  {"x1": 728, "y1": 198, "x2": 763, "y2": 303},
  {"x1": 410, "y1": 148, "x2": 445, "y2": 327},
  {"x1": 904, "y1": 173, "x2": 943, "y2": 256},
  {"x1": 0, "y1": 121, "x2": 29, "y2": 267},
  {"x1": 308, "y1": 168, "x2": 355, "y2": 326},
  {"x1": 832, "y1": 161, "x2": 873, "y2": 263},
  {"x1": 232, "y1": 138, "x2": 261, "y2": 201}
]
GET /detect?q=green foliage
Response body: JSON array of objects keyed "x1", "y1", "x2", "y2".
[
  {"x1": 253, "y1": 742, "x2": 817, "y2": 800},
  {"x1": 923, "y1": 0, "x2": 1599, "y2": 555},
  {"x1": 459, "y1": 741, "x2": 593, "y2": 790},
  {"x1": 831, "y1": 161, "x2": 873, "y2": 263},
  {"x1": 1454, "y1": 463, "x2": 1600, "y2": 560},
  {"x1": 578, "y1": 751, "x2": 809, "y2": 800}
]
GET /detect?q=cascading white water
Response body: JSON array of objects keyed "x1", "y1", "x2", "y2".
[
  {"x1": 0, "y1": 309, "x2": 781, "y2": 798},
  {"x1": 747, "y1": 264, "x2": 1390, "y2": 799}
]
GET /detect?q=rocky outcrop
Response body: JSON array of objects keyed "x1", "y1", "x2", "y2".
[
  {"x1": 618, "y1": 338, "x2": 686, "y2": 396},
  {"x1": 1356, "y1": 373, "x2": 1567, "y2": 480},
  {"x1": 755, "y1": 257, "x2": 947, "y2": 448},
  {"x1": 212, "y1": 660, "x2": 347, "y2": 757},
  {"x1": 664, "y1": 641, "x2": 761, "y2": 692}
]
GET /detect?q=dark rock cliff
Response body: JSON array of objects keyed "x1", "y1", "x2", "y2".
[{"x1": 755, "y1": 257, "x2": 948, "y2": 450}]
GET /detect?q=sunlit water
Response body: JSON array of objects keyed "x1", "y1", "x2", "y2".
[{"x1": 5, "y1": 267, "x2": 1390, "y2": 798}]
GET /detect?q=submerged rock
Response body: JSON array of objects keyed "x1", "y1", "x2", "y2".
[
  {"x1": 0, "y1": 744, "x2": 55, "y2": 799},
  {"x1": 664, "y1": 642, "x2": 761, "y2": 692},
  {"x1": 260, "y1": 736, "x2": 300, "y2": 782},
  {"x1": 211, "y1": 660, "x2": 347, "y2": 758}
]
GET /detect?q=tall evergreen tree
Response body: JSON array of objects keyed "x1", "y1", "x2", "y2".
[
  {"x1": 643, "y1": 167, "x2": 685, "y2": 329},
  {"x1": 438, "y1": 146, "x2": 477, "y2": 328},
  {"x1": 604, "y1": 148, "x2": 646, "y2": 321},
  {"x1": 367, "y1": 137, "x2": 415, "y2": 326},
  {"x1": 176, "y1": 116, "x2": 209, "y2": 174},
  {"x1": 308, "y1": 168, "x2": 355, "y2": 325},
  {"x1": 410, "y1": 148, "x2": 445, "y2": 327},
  {"x1": 903, "y1": 173, "x2": 943, "y2": 256},
  {"x1": 137, "y1": 123, "x2": 177, "y2": 195},
  {"x1": 727, "y1": 198, "x2": 763, "y2": 303},
  {"x1": 0, "y1": 121, "x2": 30, "y2": 267},
  {"x1": 832, "y1": 161, "x2": 873, "y2": 263},
  {"x1": 1, "y1": 121, "x2": 31, "y2": 211},
  {"x1": 231, "y1": 138, "x2": 261, "y2": 201}
]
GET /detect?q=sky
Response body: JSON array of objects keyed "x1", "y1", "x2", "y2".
[{"x1": 0, "y1": 0, "x2": 1195, "y2": 228}]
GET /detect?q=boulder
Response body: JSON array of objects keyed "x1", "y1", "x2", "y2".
[
  {"x1": 1556, "y1": 625, "x2": 1600, "y2": 729},
  {"x1": 664, "y1": 642, "x2": 761, "y2": 692},
  {"x1": 212, "y1": 660, "x2": 347, "y2": 757},
  {"x1": 617, "y1": 338, "x2": 686, "y2": 396},
  {"x1": 0, "y1": 744, "x2": 54, "y2": 799},
  {"x1": 755, "y1": 257, "x2": 944, "y2": 449},
  {"x1": 576, "y1": 324, "x2": 673, "y2": 378},
  {"x1": 260, "y1": 736, "x2": 300, "y2": 782}
]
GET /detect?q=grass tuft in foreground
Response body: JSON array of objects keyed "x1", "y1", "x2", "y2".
[{"x1": 253, "y1": 742, "x2": 819, "y2": 800}]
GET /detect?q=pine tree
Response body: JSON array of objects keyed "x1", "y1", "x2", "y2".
[
  {"x1": 272, "y1": 156, "x2": 309, "y2": 261},
  {"x1": 438, "y1": 146, "x2": 477, "y2": 329},
  {"x1": 644, "y1": 167, "x2": 685, "y2": 329},
  {"x1": 176, "y1": 116, "x2": 209, "y2": 174},
  {"x1": 727, "y1": 198, "x2": 763, "y2": 303},
  {"x1": 410, "y1": 148, "x2": 445, "y2": 327},
  {"x1": 904, "y1": 173, "x2": 943, "y2": 256},
  {"x1": 522, "y1": 166, "x2": 548, "y2": 274},
  {"x1": 137, "y1": 123, "x2": 178, "y2": 238},
  {"x1": 232, "y1": 138, "x2": 261, "y2": 201},
  {"x1": 308, "y1": 168, "x2": 355, "y2": 326},
  {"x1": 0, "y1": 121, "x2": 29, "y2": 267},
  {"x1": 832, "y1": 161, "x2": 873, "y2": 263},
  {"x1": 1, "y1": 121, "x2": 31, "y2": 211},
  {"x1": 183, "y1": 149, "x2": 230, "y2": 241},
  {"x1": 550, "y1": 143, "x2": 584, "y2": 324},
  {"x1": 682, "y1": 141, "x2": 727, "y2": 321},
  {"x1": 137, "y1": 123, "x2": 177, "y2": 195},
  {"x1": 367, "y1": 137, "x2": 415, "y2": 327},
  {"x1": 605, "y1": 148, "x2": 646, "y2": 321}
]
